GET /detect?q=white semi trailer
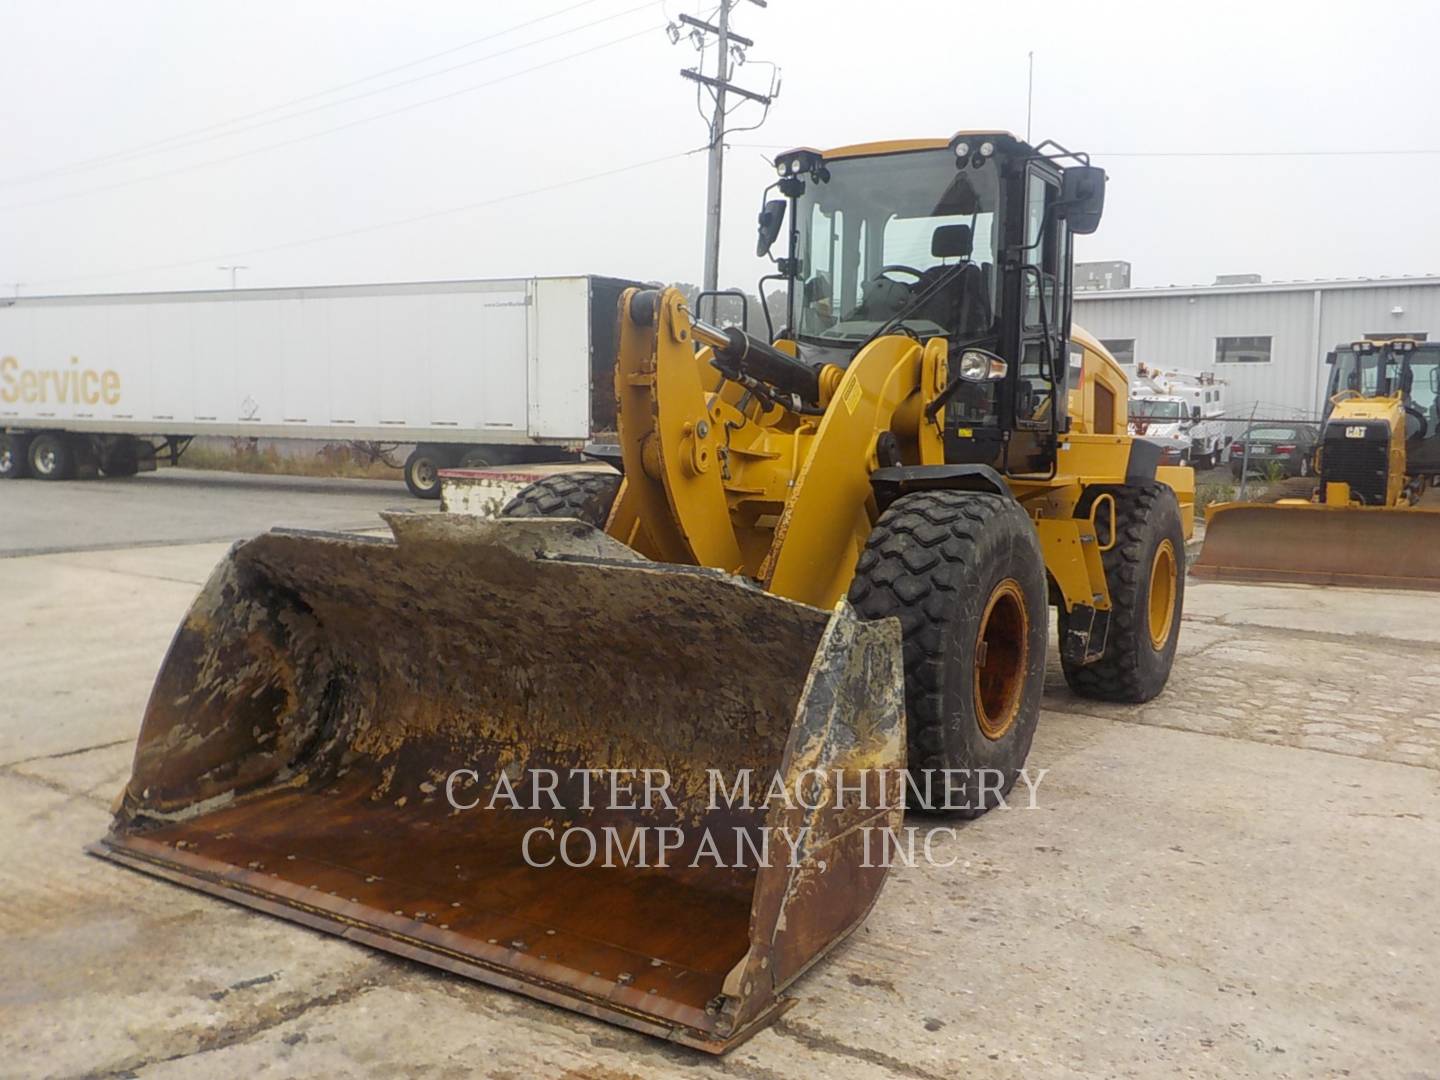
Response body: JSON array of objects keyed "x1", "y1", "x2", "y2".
[{"x1": 0, "y1": 274, "x2": 637, "y2": 497}]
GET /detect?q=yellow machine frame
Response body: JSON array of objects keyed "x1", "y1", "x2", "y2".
[{"x1": 605, "y1": 286, "x2": 1193, "y2": 616}]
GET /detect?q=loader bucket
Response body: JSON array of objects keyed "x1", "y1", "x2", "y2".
[
  {"x1": 1191, "y1": 501, "x2": 1440, "y2": 590},
  {"x1": 89, "y1": 513, "x2": 905, "y2": 1053}
]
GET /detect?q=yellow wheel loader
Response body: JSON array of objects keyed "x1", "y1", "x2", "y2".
[
  {"x1": 1194, "y1": 338, "x2": 1440, "y2": 589},
  {"x1": 91, "y1": 132, "x2": 1192, "y2": 1052}
]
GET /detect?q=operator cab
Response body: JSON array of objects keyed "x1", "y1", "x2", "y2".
[
  {"x1": 757, "y1": 132, "x2": 1105, "y2": 477},
  {"x1": 1326, "y1": 339, "x2": 1438, "y2": 451}
]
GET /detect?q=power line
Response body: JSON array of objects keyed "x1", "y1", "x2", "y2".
[
  {"x1": 0, "y1": 25, "x2": 661, "y2": 214},
  {"x1": 2, "y1": 2, "x2": 656, "y2": 190},
  {"x1": 27, "y1": 147, "x2": 703, "y2": 291},
  {"x1": 0, "y1": 0, "x2": 625, "y2": 188}
]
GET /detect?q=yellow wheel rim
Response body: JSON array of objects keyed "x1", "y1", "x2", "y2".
[
  {"x1": 1147, "y1": 539, "x2": 1178, "y2": 650},
  {"x1": 974, "y1": 578, "x2": 1029, "y2": 741}
]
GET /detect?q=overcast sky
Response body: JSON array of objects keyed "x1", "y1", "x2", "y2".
[{"x1": 3, "y1": 0, "x2": 1438, "y2": 298}]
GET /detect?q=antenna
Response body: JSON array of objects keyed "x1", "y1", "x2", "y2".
[{"x1": 1026, "y1": 51, "x2": 1034, "y2": 143}]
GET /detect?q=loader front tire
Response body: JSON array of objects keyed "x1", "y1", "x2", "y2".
[
  {"x1": 1060, "y1": 483, "x2": 1184, "y2": 703},
  {"x1": 848, "y1": 491, "x2": 1048, "y2": 817},
  {"x1": 500, "y1": 471, "x2": 621, "y2": 528}
]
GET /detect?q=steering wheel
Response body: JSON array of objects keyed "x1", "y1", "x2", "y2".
[
  {"x1": 1404, "y1": 401, "x2": 1429, "y2": 441},
  {"x1": 876, "y1": 264, "x2": 925, "y2": 282}
]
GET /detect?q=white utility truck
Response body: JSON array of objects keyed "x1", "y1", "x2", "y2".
[
  {"x1": 0, "y1": 274, "x2": 636, "y2": 497},
  {"x1": 1126, "y1": 363, "x2": 1228, "y2": 467}
]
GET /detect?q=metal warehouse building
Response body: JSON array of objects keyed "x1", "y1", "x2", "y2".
[{"x1": 1073, "y1": 274, "x2": 1440, "y2": 420}]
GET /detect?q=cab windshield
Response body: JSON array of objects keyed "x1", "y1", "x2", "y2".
[
  {"x1": 792, "y1": 148, "x2": 999, "y2": 346},
  {"x1": 1130, "y1": 399, "x2": 1183, "y2": 421},
  {"x1": 1330, "y1": 349, "x2": 1388, "y2": 396}
]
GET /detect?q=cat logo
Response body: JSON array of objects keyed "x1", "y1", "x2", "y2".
[{"x1": 1344, "y1": 425, "x2": 1367, "y2": 439}]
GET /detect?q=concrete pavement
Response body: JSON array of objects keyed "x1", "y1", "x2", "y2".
[{"x1": 1, "y1": 476, "x2": 1438, "y2": 1078}]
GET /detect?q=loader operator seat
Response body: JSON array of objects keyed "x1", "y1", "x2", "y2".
[{"x1": 915, "y1": 223, "x2": 992, "y2": 340}]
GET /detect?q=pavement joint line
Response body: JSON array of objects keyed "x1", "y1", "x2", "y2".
[
  {"x1": 25, "y1": 558, "x2": 215, "y2": 588},
  {"x1": 1042, "y1": 704, "x2": 1440, "y2": 773},
  {"x1": 0, "y1": 763, "x2": 112, "y2": 806},
  {"x1": 3, "y1": 737, "x2": 133, "y2": 770},
  {"x1": 772, "y1": 1019, "x2": 950, "y2": 1080},
  {"x1": 1204, "y1": 614, "x2": 1440, "y2": 652},
  {"x1": 74, "y1": 975, "x2": 385, "y2": 1079},
  {"x1": 0, "y1": 521, "x2": 392, "y2": 559}
]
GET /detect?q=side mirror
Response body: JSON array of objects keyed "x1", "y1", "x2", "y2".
[
  {"x1": 757, "y1": 199, "x2": 787, "y2": 258},
  {"x1": 1191, "y1": 405, "x2": 1202, "y2": 420},
  {"x1": 1325, "y1": 350, "x2": 1337, "y2": 366},
  {"x1": 1056, "y1": 165, "x2": 1106, "y2": 235}
]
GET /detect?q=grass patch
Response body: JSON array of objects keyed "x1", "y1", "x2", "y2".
[
  {"x1": 1196, "y1": 482, "x2": 1236, "y2": 519},
  {"x1": 181, "y1": 440, "x2": 403, "y2": 481}
]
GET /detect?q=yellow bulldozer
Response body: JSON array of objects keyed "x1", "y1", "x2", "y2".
[
  {"x1": 1194, "y1": 337, "x2": 1440, "y2": 589},
  {"x1": 91, "y1": 131, "x2": 1193, "y2": 1052}
]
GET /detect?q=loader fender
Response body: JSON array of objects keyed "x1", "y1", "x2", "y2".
[
  {"x1": 1060, "y1": 483, "x2": 1184, "y2": 702},
  {"x1": 868, "y1": 464, "x2": 1009, "y2": 511}
]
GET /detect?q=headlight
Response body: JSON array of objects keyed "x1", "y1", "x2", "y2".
[
  {"x1": 958, "y1": 349, "x2": 1008, "y2": 382},
  {"x1": 953, "y1": 141, "x2": 970, "y2": 159},
  {"x1": 776, "y1": 161, "x2": 787, "y2": 176},
  {"x1": 979, "y1": 141, "x2": 995, "y2": 157}
]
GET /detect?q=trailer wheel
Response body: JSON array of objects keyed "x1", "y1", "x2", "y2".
[
  {"x1": 848, "y1": 490, "x2": 1048, "y2": 817},
  {"x1": 403, "y1": 445, "x2": 453, "y2": 499},
  {"x1": 501, "y1": 472, "x2": 621, "y2": 528},
  {"x1": 28, "y1": 433, "x2": 76, "y2": 481},
  {"x1": 1060, "y1": 483, "x2": 1184, "y2": 703},
  {"x1": 0, "y1": 434, "x2": 30, "y2": 479}
]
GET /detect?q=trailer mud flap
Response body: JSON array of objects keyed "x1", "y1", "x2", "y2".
[
  {"x1": 1192, "y1": 501, "x2": 1440, "y2": 590},
  {"x1": 89, "y1": 514, "x2": 906, "y2": 1052}
]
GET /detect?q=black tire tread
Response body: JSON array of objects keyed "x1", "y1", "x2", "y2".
[
  {"x1": 500, "y1": 472, "x2": 621, "y2": 528},
  {"x1": 848, "y1": 490, "x2": 1045, "y2": 813}
]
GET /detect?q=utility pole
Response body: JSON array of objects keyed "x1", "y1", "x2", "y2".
[
  {"x1": 678, "y1": 1, "x2": 775, "y2": 296},
  {"x1": 218, "y1": 265, "x2": 248, "y2": 289}
]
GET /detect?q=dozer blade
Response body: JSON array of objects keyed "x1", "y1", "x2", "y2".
[
  {"x1": 1192, "y1": 501, "x2": 1440, "y2": 590},
  {"x1": 89, "y1": 513, "x2": 905, "y2": 1053}
]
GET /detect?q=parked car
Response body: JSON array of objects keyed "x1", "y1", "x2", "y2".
[{"x1": 1229, "y1": 423, "x2": 1319, "y2": 479}]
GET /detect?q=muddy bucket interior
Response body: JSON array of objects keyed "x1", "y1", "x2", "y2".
[
  {"x1": 1192, "y1": 502, "x2": 1440, "y2": 590},
  {"x1": 91, "y1": 515, "x2": 904, "y2": 1051}
]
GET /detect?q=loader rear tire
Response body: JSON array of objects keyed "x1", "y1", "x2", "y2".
[
  {"x1": 848, "y1": 490, "x2": 1048, "y2": 817},
  {"x1": 501, "y1": 471, "x2": 621, "y2": 528},
  {"x1": 1060, "y1": 483, "x2": 1184, "y2": 703}
]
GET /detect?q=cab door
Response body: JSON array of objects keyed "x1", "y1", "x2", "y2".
[{"x1": 1005, "y1": 164, "x2": 1068, "y2": 475}]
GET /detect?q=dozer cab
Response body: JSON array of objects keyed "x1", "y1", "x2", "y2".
[
  {"x1": 92, "y1": 131, "x2": 1193, "y2": 1052},
  {"x1": 1194, "y1": 338, "x2": 1440, "y2": 590}
]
